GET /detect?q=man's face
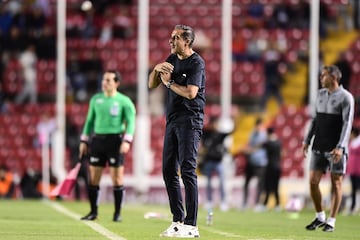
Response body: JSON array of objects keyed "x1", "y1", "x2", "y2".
[
  {"x1": 320, "y1": 70, "x2": 334, "y2": 88},
  {"x1": 102, "y1": 72, "x2": 119, "y2": 92},
  {"x1": 169, "y1": 29, "x2": 187, "y2": 55}
]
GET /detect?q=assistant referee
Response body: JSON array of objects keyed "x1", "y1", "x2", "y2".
[{"x1": 79, "y1": 70, "x2": 136, "y2": 222}]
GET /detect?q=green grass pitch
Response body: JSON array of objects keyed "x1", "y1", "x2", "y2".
[{"x1": 0, "y1": 199, "x2": 358, "y2": 240}]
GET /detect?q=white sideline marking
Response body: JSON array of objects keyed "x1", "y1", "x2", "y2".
[
  {"x1": 46, "y1": 201, "x2": 127, "y2": 240},
  {"x1": 201, "y1": 226, "x2": 245, "y2": 238}
]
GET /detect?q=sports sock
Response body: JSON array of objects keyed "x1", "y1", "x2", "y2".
[
  {"x1": 327, "y1": 217, "x2": 336, "y2": 227},
  {"x1": 113, "y1": 185, "x2": 124, "y2": 215},
  {"x1": 316, "y1": 211, "x2": 326, "y2": 222},
  {"x1": 88, "y1": 185, "x2": 99, "y2": 214}
]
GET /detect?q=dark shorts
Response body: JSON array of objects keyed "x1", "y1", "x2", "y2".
[
  {"x1": 310, "y1": 150, "x2": 347, "y2": 175},
  {"x1": 89, "y1": 134, "x2": 124, "y2": 167}
]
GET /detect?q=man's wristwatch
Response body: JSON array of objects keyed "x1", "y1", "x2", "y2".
[{"x1": 166, "y1": 80, "x2": 174, "y2": 89}]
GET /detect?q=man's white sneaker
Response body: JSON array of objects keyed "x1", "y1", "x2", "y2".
[
  {"x1": 159, "y1": 222, "x2": 183, "y2": 237},
  {"x1": 174, "y1": 224, "x2": 200, "y2": 238},
  {"x1": 253, "y1": 204, "x2": 267, "y2": 212}
]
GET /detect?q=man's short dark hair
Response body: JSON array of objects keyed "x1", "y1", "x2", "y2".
[
  {"x1": 107, "y1": 70, "x2": 122, "y2": 82},
  {"x1": 267, "y1": 127, "x2": 275, "y2": 134},
  {"x1": 322, "y1": 65, "x2": 342, "y2": 83},
  {"x1": 174, "y1": 24, "x2": 195, "y2": 47}
]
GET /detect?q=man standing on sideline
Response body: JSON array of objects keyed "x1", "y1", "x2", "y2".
[
  {"x1": 200, "y1": 116, "x2": 231, "y2": 212},
  {"x1": 79, "y1": 70, "x2": 136, "y2": 222},
  {"x1": 261, "y1": 127, "x2": 282, "y2": 211},
  {"x1": 148, "y1": 24, "x2": 206, "y2": 238},
  {"x1": 242, "y1": 117, "x2": 268, "y2": 210},
  {"x1": 303, "y1": 65, "x2": 354, "y2": 232}
]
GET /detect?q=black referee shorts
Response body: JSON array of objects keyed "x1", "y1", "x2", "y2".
[{"x1": 89, "y1": 134, "x2": 124, "y2": 167}]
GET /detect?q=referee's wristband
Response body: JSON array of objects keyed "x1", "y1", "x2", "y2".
[{"x1": 80, "y1": 140, "x2": 88, "y2": 145}]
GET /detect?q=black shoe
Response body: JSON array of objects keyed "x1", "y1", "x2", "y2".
[
  {"x1": 322, "y1": 224, "x2": 334, "y2": 232},
  {"x1": 81, "y1": 212, "x2": 97, "y2": 221},
  {"x1": 113, "y1": 213, "x2": 122, "y2": 222},
  {"x1": 305, "y1": 218, "x2": 325, "y2": 230}
]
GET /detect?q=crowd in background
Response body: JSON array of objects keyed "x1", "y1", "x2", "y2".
[{"x1": 0, "y1": 0, "x2": 134, "y2": 104}]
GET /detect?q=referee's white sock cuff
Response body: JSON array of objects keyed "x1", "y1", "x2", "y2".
[
  {"x1": 316, "y1": 211, "x2": 326, "y2": 222},
  {"x1": 327, "y1": 217, "x2": 336, "y2": 227}
]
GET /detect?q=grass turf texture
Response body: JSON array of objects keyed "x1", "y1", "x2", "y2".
[{"x1": 0, "y1": 199, "x2": 358, "y2": 240}]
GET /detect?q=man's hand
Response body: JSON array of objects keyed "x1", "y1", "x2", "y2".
[
  {"x1": 120, "y1": 141, "x2": 131, "y2": 154},
  {"x1": 330, "y1": 148, "x2": 344, "y2": 163},
  {"x1": 160, "y1": 72, "x2": 171, "y2": 86},
  {"x1": 154, "y1": 62, "x2": 174, "y2": 74}
]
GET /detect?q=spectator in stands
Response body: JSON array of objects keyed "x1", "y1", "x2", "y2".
[
  {"x1": 254, "y1": 127, "x2": 282, "y2": 212},
  {"x1": 246, "y1": 31, "x2": 267, "y2": 62},
  {"x1": 35, "y1": 113, "x2": 56, "y2": 148},
  {"x1": 303, "y1": 65, "x2": 354, "y2": 232},
  {"x1": 34, "y1": 0, "x2": 52, "y2": 18},
  {"x1": 148, "y1": 24, "x2": 205, "y2": 238},
  {"x1": 81, "y1": 51, "x2": 103, "y2": 93},
  {"x1": 2, "y1": 26, "x2": 28, "y2": 61},
  {"x1": 0, "y1": 4, "x2": 13, "y2": 36},
  {"x1": 19, "y1": 165, "x2": 58, "y2": 199},
  {"x1": 20, "y1": 167, "x2": 43, "y2": 199},
  {"x1": 199, "y1": 117, "x2": 231, "y2": 212},
  {"x1": 0, "y1": 164, "x2": 15, "y2": 198},
  {"x1": 67, "y1": 52, "x2": 87, "y2": 102},
  {"x1": 289, "y1": 0, "x2": 310, "y2": 29},
  {"x1": 346, "y1": 127, "x2": 360, "y2": 215},
  {"x1": 271, "y1": 2, "x2": 291, "y2": 29},
  {"x1": 15, "y1": 44, "x2": 38, "y2": 104},
  {"x1": 11, "y1": 4, "x2": 28, "y2": 32},
  {"x1": 112, "y1": 5, "x2": 133, "y2": 39},
  {"x1": 232, "y1": 33, "x2": 248, "y2": 62},
  {"x1": 334, "y1": 52, "x2": 352, "y2": 90},
  {"x1": 99, "y1": 11, "x2": 113, "y2": 44},
  {"x1": 244, "y1": 0, "x2": 264, "y2": 29},
  {"x1": 35, "y1": 26, "x2": 56, "y2": 60},
  {"x1": 241, "y1": 117, "x2": 268, "y2": 210},
  {"x1": 79, "y1": 70, "x2": 136, "y2": 222},
  {"x1": 260, "y1": 42, "x2": 284, "y2": 110},
  {"x1": 26, "y1": 5, "x2": 47, "y2": 37},
  {"x1": 80, "y1": 4, "x2": 103, "y2": 40}
]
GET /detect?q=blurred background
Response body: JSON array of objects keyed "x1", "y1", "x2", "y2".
[{"x1": 0, "y1": 0, "x2": 360, "y2": 211}]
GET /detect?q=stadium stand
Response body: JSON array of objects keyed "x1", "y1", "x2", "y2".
[{"x1": 0, "y1": 0, "x2": 359, "y2": 184}]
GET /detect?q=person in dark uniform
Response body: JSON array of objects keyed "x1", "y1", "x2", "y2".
[
  {"x1": 303, "y1": 65, "x2": 354, "y2": 232},
  {"x1": 242, "y1": 117, "x2": 268, "y2": 210},
  {"x1": 79, "y1": 70, "x2": 136, "y2": 222},
  {"x1": 262, "y1": 127, "x2": 282, "y2": 211},
  {"x1": 148, "y1": 24, "x2": 205, "y2": 238},
  {"x1": 200, "y1": 116, "x2": 231, "y2": 212}
]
